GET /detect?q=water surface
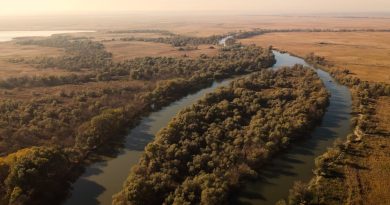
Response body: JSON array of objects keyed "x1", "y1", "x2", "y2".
[
  {"x1": 236, "y1": 51, "x2": 352, "y2": 205},
  {"x1": 0, "y1": 30, "x2": 94, "y2": 42},
  {"x1": 219, "y1": 35, "x2": 234, "y2": 46},
  {"x1": 65, "y1": 78, "x2": 237, "y2": 205},
  {"x1": 65, "y1": 51, "x2": 352, "y2": 205}
]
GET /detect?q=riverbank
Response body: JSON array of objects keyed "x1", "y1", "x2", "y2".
[
  {"x1": 0, "y1": 43, "x2": 275, "y2": 205},
  {"x1": 234, "y1": 51, "x2": 352, "y2": 205},
  {"x1": 63, "y1": 45, "x2": 275, "y2": 205},
  {"x1": 271, "y1": 51, "x2": 390, "y2": 205},
  {"x1": 113, "y1": 66, "x2": 330, "y2": 205},
  {"x1": 293, "y1": 63, "x2": 389, "y2": 205}
]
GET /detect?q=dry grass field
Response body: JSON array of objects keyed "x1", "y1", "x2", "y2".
[
  {"x1": 104, "y1": 41, "x2": 218, "y2": 61},
  {"x1": 240, "y1": 32, "x2": 390, "y2": 83},
  {"x1": 67, "y1": 31, "x2": 170, "y2": 41},
  {"x1": 162, "y1": 16, "x2": 390, "y2": 36},
  {"x1": 2, "y1": 15, "x2": 390, "y2": 36},
  {"x1": 346, "y1": 97, "x2": 390, "y2": 205},
  {"x1": 0, "y1": 41, "x2": 70, "y2": 79},
  {"x1": 3, "y1": 15, "x2": 390, "y2": 80},
  {"x1": 0, "y1": 31, "x2": 219, "y2": 79},
  {"x1": 360, "y1": 97, "x2": 390, "y2": 204},
  {"x1": 375, "y1": 97, "x2": 390, "y2": 132}
]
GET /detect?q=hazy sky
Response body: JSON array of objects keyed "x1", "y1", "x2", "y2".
[{"x1": 1, "y1": 0, "x2": 389, "y2": 16}]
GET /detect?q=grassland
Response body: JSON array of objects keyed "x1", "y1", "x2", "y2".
[
  {"x1": 0, "y1": 31, "x2": 220, "y2": 79},
  {"x1": 375, "y1": 97, "x2": 390, "y2": 132},
  {"x1": 240, "y1": 32, "x2": 390, "y2": 83},
  {"x1": 0, "y1": 41, "x2": 68, "y2": 78},
  {"x1": 345, "y1": 96, "x2": 390, "y2": 205},
  {"x1": 104, "y1": 41, "x2": 217, "y2": 62},
  {"x1": 320, "y1": 97, "x2": 390, "y2": 205},
  {"x1": 359, "y1": 96, "x2": 390, "y2": 205},
  {"x1": 2, "y1": 15, "x2": 390, "y2": 36}
]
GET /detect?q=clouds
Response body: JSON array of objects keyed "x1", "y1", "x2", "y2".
[{"x1": 1, "y1": 0, "x2": 388, "y2": 16}]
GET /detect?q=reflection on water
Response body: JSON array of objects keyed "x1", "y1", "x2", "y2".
[
  {"x1": 236, "y1": 51, "x2": 352, "y2": 205},
  {"x1": 219, "y1": 35, "x2": 234, "y2": 46},
  {"x1": 65, "y1": 51, "x2": 352, "y2": 205},
  {"x1": 65, "y1": 79, "x2": 236, "y2": 205}
]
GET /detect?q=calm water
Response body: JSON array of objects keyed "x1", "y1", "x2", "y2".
[
  {"x1": 219, "y1": 35, "x2": 234, "y2": 46},
  {"x1": 65, "y1": 51, "x2": 352, "y2": 205},
  {"x1": 236, "y1": 51, "x2": 352, "y2": 205},
  {"x1": 65, "y1": 78, "x2": 238, "y2": 205},
  {"x1": 0, "y1": 30, "x2": 94, "y2": 42}
]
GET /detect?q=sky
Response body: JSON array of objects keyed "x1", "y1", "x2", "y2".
[{"x1": 1, "y1": 0, "x2": 389, "y2": 16}]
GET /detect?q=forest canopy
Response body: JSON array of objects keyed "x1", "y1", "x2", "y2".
[{"x1": 113, "y1": 66, "x2": 329, "y2": 205}]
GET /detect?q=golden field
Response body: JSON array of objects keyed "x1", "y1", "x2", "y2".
[
  {"x1": 375, "y1": 97, "x2": 390, "y2": 132},
  {"x1": 3, "y1": 15, "x2": 390, "y2": 81},
  {"x1": 360, "y1": 96, "x2": 390, "y2": 204},
  {"x1": 103, "y1": 41, "x2": 218, "y2": 62},
  {"x1": 0, "y1": 41, "x2": 69, "y2": 79},
  {"x1": 0, "y1": 31, "x2": 219, "y2": 79},
  {"x1": 2, "y1": 15, "x2": 390, "y2": 36},
  {"x1": 344, "y1": 97, "x2": 390, "y2": 205},
  {"x1": 240, "y1": 32, "x2": 390, "y2": 83}
]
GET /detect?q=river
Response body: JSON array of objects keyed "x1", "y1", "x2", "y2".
[
  {"x1": 219, "y1": 35, "x2": 234, "y2": 46},
  {"x1": 64, "y1": 77, "x2": 239, "y2": 205},
  {"x1": 236, "y1": 51, "x2": 352, "y2": 205},
  {"x1": 64, "y1": 51, "x2": 352, "y2": 205},
  {"x1": 0, "y1": 30, "x2": 95, "y2": 42}
]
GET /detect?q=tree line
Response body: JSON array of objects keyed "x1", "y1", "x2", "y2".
[
  {"x1": 121, "y1": 34, "x2": 224, "y2": 47},
  {"x1": 1, "y1": 44, "x2": 275, "y2": 89},
  {"x1": 15, "y1": 36, "x2": 113, "y2": 71},
  {"x1": 118, "y1": 28, "x2": 390, "y2": 49},
  {"x1": 108, "y1": 29, "x2": 175, "y2": 36}
]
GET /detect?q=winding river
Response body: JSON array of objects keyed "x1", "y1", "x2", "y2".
[
  {"x1": 236, "y1": 51, "x2": 352, "y2": 205},
  {"x1": 65, "y1": 51, "x2": 352, "y2": 205}
]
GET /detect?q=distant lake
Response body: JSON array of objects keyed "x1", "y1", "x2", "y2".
[{"x1": 0, "y1": 30, "x2": 95, "y2": 42}]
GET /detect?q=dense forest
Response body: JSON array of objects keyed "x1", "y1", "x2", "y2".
[
  {"x1": 0, "y1": 39, "x2": 276, "y2": 204},
  {"x1": 15, "y1": 36, "x2": 113, "y2": 71},
  {"x1": 0, "y1": 44, "x2": 274, "y2": 153},
  {"x1": 113, "y1": 66, "x2": 329, "y2": 205},
  {"x1": 2, "y1": 37, "x2": 274, "y2": 89},
  {"x1": 121, "y1": 34, "x2": 224, "y2": 47},
  {"x1": 118, "y1": 28, "x2": 390, "y2": 48},
  {"x1": 108, "y1": 29, "x2": 175, "y2": 36},
  {"x1": 0, "y1": 147, "x2": 71, "y2": 205}
]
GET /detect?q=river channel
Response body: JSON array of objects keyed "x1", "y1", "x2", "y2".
[{"x1": 65, "y1": 51, "x2": 352, "y2": 205}]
